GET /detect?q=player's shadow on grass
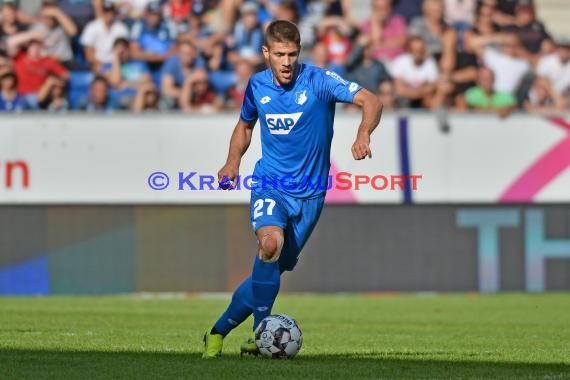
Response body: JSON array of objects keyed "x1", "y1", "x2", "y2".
[{"x1": 1, "y1": 349, "x2": 569, "y2": 380}]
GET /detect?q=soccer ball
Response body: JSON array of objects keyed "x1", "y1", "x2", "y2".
[{"x1": 254, "y1": 314, "x2": 303, "y2": 359}]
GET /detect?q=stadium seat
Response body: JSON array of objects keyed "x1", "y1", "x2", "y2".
[
  {"x1": 209, "y1": 70, "x2": 236, "y2": 96},
  {"x1": 68, "y1": 71, "x2": 94, "y2": 110}
]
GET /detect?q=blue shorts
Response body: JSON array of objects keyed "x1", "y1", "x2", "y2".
[{"x1": 250, "y1": 188, "x2": 325, "y2": 271}]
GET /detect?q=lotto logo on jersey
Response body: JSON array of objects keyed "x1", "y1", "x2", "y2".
[
  {"x1": 265, "y1": 112, "x2": 303, "y2": 135},
  {"x1": 325, "y1": 70, "x2": 349, "y2": 85}
]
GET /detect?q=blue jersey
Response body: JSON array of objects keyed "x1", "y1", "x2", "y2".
[{"x1": 240, "y1": 63, "x2": 362, "y2": 199}]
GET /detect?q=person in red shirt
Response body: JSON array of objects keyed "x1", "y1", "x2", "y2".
[{"x1": 8, "y1": 34, "x2": 68, "y2": 109}]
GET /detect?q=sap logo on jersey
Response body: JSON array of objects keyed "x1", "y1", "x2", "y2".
[{"x1": 265, "y1": 112, "x2": 303, "y2": 135}]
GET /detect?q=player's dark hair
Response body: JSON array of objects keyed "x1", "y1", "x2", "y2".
[
  {"x1": 113, "y1": 37, "x2": 129, "y2": 48},
  {"x1": 264, "y1": 20, "x2": 301, "y2": 48}
]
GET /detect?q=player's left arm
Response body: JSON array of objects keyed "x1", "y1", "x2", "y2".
[{"x1": 351, "y1": 88, "x2": 383, "y2": 160}]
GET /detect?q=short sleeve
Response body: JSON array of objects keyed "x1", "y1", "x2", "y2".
[
  {"x1": 166, "y1": 20, "x2": 178, "y2": 40},
  {"x1": 130, "y1": 21, "x2": 143, "y2": 41},
  {"x1": 116, "y1": 22, "x2": 129, "y2": 38},
  {"x1": 465, "y1": 86, "x2": 485, "y2": 107},
  {"x1": 425, "y1": 59, "x2": 439, "y2": 82},
  {"x1": 79, "y1": 22, "x2": 96, "y2": 47},
  {"x1": 239, "y1": 81, "x2": 258, "y2": 122},
  {"x1": 161, "y1": 56, "x2": 176, "y2": 77},
  {"x1": 47, "y1": 58, "x2": 69, "y2": 78},
  {"x1": 389, "y1": 55, "x2": 406, "y2": 78},
  {"x1": 313, "y1": 69, "x2": 362, "y2": 104},
  {"x1": 483, "y1": 48, "x2": 500, "y2": 69},
  {"x1": 536, "y1": 56, "x2": 551, "y2": 78}
]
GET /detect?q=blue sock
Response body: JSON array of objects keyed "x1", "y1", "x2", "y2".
[
  {"x1": 213, "y1": 276, "x2": 254, "y2": 337},
  {"x1": 251, "y1": 256, "x2": 280, "y2": 330}
]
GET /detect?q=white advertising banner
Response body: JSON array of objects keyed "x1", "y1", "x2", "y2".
[
  {"x1": 0, "y1": 113, "x2": 401, "y2": 204},
  {"x1": 408, "y1": 114, "x2": 570, "y2": 203},
  {"x1": 0, "y1": 113, "x2": 568, "y2": 204}
]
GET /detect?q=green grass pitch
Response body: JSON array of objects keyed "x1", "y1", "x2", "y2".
[{"x1": 1, "y1": 293, "x2": 569, "y2": 379}]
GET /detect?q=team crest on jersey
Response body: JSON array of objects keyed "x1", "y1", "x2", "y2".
[
  {"x1": 260, "y1": 96, "x2": 271, "y2": 104},
  {"x1": 295, "y1": 90, "x2": 308, "y2": 105},
  {"x1": 265, "y1": 112, "x2": 303, "y2": 135},
  {"x1": 349, "y1": 82, "x2": 358, "y2": 93}
]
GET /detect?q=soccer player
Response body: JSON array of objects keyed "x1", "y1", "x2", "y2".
[{"x1": 203, "y1": 20, "x2": 383, "y2": 358}]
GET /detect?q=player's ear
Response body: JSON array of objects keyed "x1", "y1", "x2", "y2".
[{"x1": 262, "y1": 45, "x2": 269, "y2": 60}]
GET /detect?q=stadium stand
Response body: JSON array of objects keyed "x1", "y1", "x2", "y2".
[{"x1": 0, "y1": 0, "x2": 569, "y2": 114}]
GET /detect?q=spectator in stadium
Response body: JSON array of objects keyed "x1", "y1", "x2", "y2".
[
  {"x1": 478, "y1": 33, "x2": 530, "y2": 97},
  {"x1": 0, "y1": 0, "x2": 29, "y2": 55},
  {"x1": 30, "y1": 3, "x2": 78, "y2": 69},
  {"x1": 101, "y1": 37, "x2": 151, "y2": 108},
  {"x1": 57, "y1": 0, "x2": 100, "y2": 32},
  {"x1": 463, "y1": 2, "x2": 502, "y2": 54},
  {"x1": 132, "y1": 81, "x2": 162, "y2": 112},
  {"x1": 177, "y1": 4, "x2": 225, "y2": 71},
  {"x1": 377, "y1": 79, "x2": 396, "y2": 110},
  {"x1": 225, "y1": 58, "x2": 254, "y2": 110},
  {"x1": 273, "y1": 0, "x2": 300, "y2": 24},
  {"x1": 503, "y1": 0, "x2": 551, "y2": 65},
  {"x1": 344, "y1": 35, "x2": 391, "y2": 93},
  {"x1": 7, "y1": 35, "x2": 69, "y2": 109},
  {"x1": 112, "y1": 0, "x2": 153, "y2": 22},
  {"x1": 491, "y1": 0, "x2": 532, "y2": 27},
  {"x1": 316, "y1": 16, "x2": 353, "y2": 67},
  {"x1": 178, "y1": 67, "x2": 223, "y2": 113},
  {"x1": 160, "y1": 39, "x2": 207, "y2": 108},
  {"x1": 444, "y1": 53, "x2": 479, "y2": 110},
  {"x1": 536, "y1": 38, "x2": 570, "y2": 99},
  {"x1": 80, "y1": 1, "x2": 129, "y2": 72},
  {"x1": 392, "y1": 0, "x2": 423, "y2": 23},
  {"x1": 315, "y1": 0, "x2": 353, "y2": 19},
  {"x1": 129, "y1": 1, "x2": 178, "y2": 72},
  {"x1": 37, "y1": 76, "x2": 69, "y2": 112},
  {"x1": 19, "y1": 0, "x2": 43, "y2": 18},
  {"x1": 0, "y1": 69, "x2": 25, "y2": 111},
  {"x1": 0, "y1": 52, "x2": 10, "y2": 71},
  {"x1": 305, "y1": 41, "x2": 345, "y2": 76},
  {"x1": 391, "y1": 36, "x2": 439, "y2": 108},
  {"x1": 226, "y1": 2, "x2": 264, "y2": 67},
  {"x1": 360, "y1": 0, "x2": 407, "y2": 62},
  {"x1": 408, "y1": 0, "x2": 457, "y2": 73},
  {"x1": 167, "y1": 0, "x2": 192, "y2": 26},
  {"x1": 102, "y1": 37, "x2": 151, "y2": 87},
  {"x1": 444, "y1": 0, "x2": 476, "y2": 31},
  {"x1": 524, "y1": 76, "x2": 568, "y2": 113},
  {"x1": 81, "y1": 75, "x2": 113, "y2": 111},
  {"x1": 465, "y1": 67, "x2": 517, "y2": 118}
]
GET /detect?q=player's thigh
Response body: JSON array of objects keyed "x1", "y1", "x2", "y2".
[
  {"x1": 279, "y1": 196, "x2": 325, "y2": 271},
  {"x1": 250, "y1": 189, "x2": 288, "y2": 232}
]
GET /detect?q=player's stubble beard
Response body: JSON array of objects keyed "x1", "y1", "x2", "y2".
[
  {"x1": 270, "y1": 61, "x2": 299, "y2": 87},
  {"x1": 264, "y1": 42, "x2": 300, "y2": 87}
]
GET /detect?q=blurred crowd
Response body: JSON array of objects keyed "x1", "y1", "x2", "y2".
[{"x1": 0, "y1": 0, "x2": 569, "y2": 116}]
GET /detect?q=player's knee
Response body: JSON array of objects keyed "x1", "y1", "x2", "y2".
[{"x1": 259, "y1": 231, "x2": 284, "y2": 262}]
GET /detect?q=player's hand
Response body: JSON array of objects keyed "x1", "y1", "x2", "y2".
[
  {"x1": 351, "y1": 133, "x2": 372, "y2": 160},
  {"x1": 217, "y1": 163, "x2": 239, "y2": 190}
]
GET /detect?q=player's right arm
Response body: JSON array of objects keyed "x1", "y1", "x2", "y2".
[
  {"x1": 218, "y1": 118, "x2": 257, "y2": 190},
  {"x1": 218, "y1": 79, "x2": 259, "y2": 190}
]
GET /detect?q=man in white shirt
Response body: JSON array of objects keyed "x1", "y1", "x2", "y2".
[
  {"x1": 536, "y1": 37, "x2": 570, "y2": 97},
  {"x1": 80, "y1": 1, "x2": 128, "y2": 72},
  {"x1": 481, "y1": 33, "x2": 530, "y2": 95},
  {"x1": 390, "y1": 36, "x2": 439, "y2": 108}
]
